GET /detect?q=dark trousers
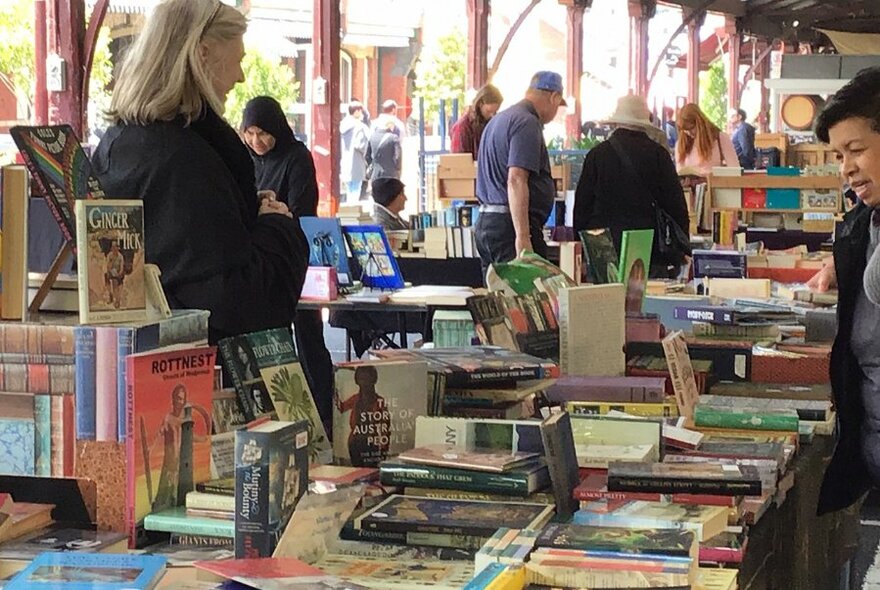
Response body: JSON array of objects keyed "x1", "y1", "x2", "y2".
[
  {"x1": 293, "y1": 309, "x2": 334, "y2": 432},
  {"x1": 474, "y1": 211, "x2": 548, "y2": 281}
]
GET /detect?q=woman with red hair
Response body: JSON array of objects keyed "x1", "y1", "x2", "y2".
[{"x1": 675, "y1": 103, "x2": 739, "y2": 176}]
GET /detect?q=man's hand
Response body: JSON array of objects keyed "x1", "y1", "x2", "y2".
[
  {"x1": 806, "y1": 262, "x2": 837, "y2": 292},
  {"x1": 515, "y1": 235, "x2": 533, "y2": 257}
]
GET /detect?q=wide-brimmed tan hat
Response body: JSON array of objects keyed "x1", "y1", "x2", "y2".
[{"x1": 603, "y1": 94, "x2": 654, "y2": 129}]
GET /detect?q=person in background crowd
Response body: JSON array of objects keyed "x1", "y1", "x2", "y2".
[
  {"x1": 242, "y1": 96, "x2": 318, "y2": 218},
  {"x1": 93, "y1": 0, "x2": 307, "y2": 345},
  {"x1": 808, "y1": 66, "x2": 880, "y2": 515},
  {"x1": 366, "y1": 119, "x2": 402, "y2": 180},
  {"x1": 373, "y1": 99, "x2": 406, "y2": 138},
  {"x1": 450, "y1": 84, "x2": 504, "y2": 159},
  {"x1": 663, "y1": 106, "x2": 678, "y2": 150},
  {"x1": 729, "y1": 108, "x2": 757, "y2": 169},
  {"x1": 474, "y1": 71, "x2": 567, "y2": 277},
  {"x1": 675, "y1": 103, "x2": 739, "y2": 176},
  {"x1": 371, "y1": 177, "x2": 409, "y2": 231},
  {"x1": 240, "y1": 96, "x2": 334, "y2": 431},
  {"x1": 340, "y1": 100, "x2": 370, "y2": 205},
  {"x1": 574, "y1": 95, "x2": 690, "y2": 278}
]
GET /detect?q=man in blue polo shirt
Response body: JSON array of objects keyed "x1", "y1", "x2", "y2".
[{"x1": 474, "y1": 71, "x2": 567, "y2": 276}]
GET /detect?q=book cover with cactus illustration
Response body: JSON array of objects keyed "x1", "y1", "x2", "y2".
[{"x1": 220, "y1": 329, "x2": 331, "y2": 464}]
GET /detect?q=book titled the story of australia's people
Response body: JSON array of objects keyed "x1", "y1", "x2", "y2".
[
  {"x1": 353, "y1": 494, "x2": 554, "y2": 538},
  {"x1": 370, "y1": 346, "x2": 560, "y2": 388},
  {"x1": 219, "y1": 328, "x2": 331, "y2": 464},
  {"x1": 75, "y1": 199, "x2": 146, "y2": 324},
  {"x1": 10, "y1": 125, "x2": 106, "y2": 247}
]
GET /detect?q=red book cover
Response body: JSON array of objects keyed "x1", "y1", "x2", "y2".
[
  {"x1": 573, "y1": 471, "x2": 738, "y2": 508},
  {"x1": 125, "y1": 345, "x2": 216, "y2": 546},
  {"x1": 195, "y1": 557, "x2": 324, "y2": 579},
  {"x1": 27, "y1": 364, "x2": 50, "y2": 394}
]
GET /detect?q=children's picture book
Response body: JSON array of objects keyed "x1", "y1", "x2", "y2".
[
  {"x1": 342, "y1": 225, "x2": 405, "y2": 290},
  {"x1": 579, "y1": 228, "x2": 619, "y2": 284},
  {"x1": 9, "y1": 125, "x2": 106, "y2": 247},
  {"x1": 234, "y1": 420, "x2": 309, "y2": 558},
  {"x1": 219, "y1": 328, "x2": 331, "y2": 463},
  {"x1": 333, "y1": 360, "x2": 428, "y2": 467},
  {"x1": 126, "y1": 345, "x2": 216, "y2": 546},
  {"x1": 617, "y1": 229, "x2": 654, "y2": 314},
  {"x1": 395, "y1": 444, "x2": 540, "y2": 473},
  {"x1": 5, "y1": 552, "x2": 166, "y2": 590},
  {"x1": 75, "y1": 199, "x2": 146, "y2": 324},
  {"x1": 353, "y1": 495, "x2": 554, "y2": 538},
  {"x1": 299, "y1": 216, "x2": 354, "y2": 290}
]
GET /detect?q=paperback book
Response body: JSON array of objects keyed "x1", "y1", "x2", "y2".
[
  {"x1": 75, "y1": 199, "x2": 146, "y2": 324},
  {"x1": 219, "y1": 328, "x2": 331, "y2": 463},
  {"x1": 5, "y1": 552, "x2": 166, "y2": 590},
  {"x1": 234, "y1": 420, "x2": 309, "y2": 558},
  {"x1": 535, "y1": 522, "x2": 696, "y2": 558},
  {"x1": 333, "y1": 360, "x2": 428, "y2": 467},
  {"x1": 607, "y1": 461, "x2": 763, "y2": 496},
  {"x1": 394, "y1": 444, "x2": 540, "y2": 472},
  {"x1": 125, "y1": 345, "x2": 216, "y2": 545}
]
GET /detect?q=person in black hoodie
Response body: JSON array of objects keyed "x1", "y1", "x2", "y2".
[
  {"x1": 242, "y1": 96, "x2": 319, "y2": 218},
  {"x1": 241, "y1": 96, "x2": 334, "y2": 429},
  {"x1": 92, "y1": 0, "x2": 308, "y2": 345}
]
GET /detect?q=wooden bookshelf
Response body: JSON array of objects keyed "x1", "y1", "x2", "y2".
[{"x1": 707, "y1": 174, "x2": 842, "y2": 214}]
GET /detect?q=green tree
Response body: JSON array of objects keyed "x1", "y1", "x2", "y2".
[
  {"x1": 0, "y1": 0, "x2": 35, "y2": 118},
  {"x1": 699, "y1": 60, "x2": 728, "y2": 129},
  {"x1": 225, "y1": 48, "x2": 300, "y2": 128},
  {"x1": 414, "y1": 29, "x2": 466, "y2": 127}
]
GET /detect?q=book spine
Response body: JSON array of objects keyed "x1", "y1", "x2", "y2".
[
  {"x1": 447, "y1": 367, "x2": 546, "y2": 388},
  {"x1": 75, "y1": 199, "x2": 90, "y2": 319},
  {"x1": 672, "y1": 306, "x2": 734, "y2": 325},
  {"x1": 33, "y1": 394, "x2": 51, "y2": 477},
  {"x1": 217, "y1": 340, "x2": 256, "y2": 422},
  {"x1": 607, "y1": 474, "x2": 761, "y2": 497},
  {"x1": 566, "y1": 401, "x2": 679, "y2": 418},
  {"x1": 359, "y1": 515, "x2": 496, "y2": 538},
  {"x1": 95, "y1": 327, "x2": 118, "y2": 441},
  {"x1": 540, "y1": 413, "x2": 579, "y2": 521},
  {"x1": 186, "y1": 493, "x2": 236, "y2": 512},
  {"x1": 28, "y1": 363, "x2": 50, "y2": 393},
  {"x1": 694, "y1": 407, "x2": 799, "y2": 432},
  {"x1": 50, "y1": 394, "x2": 64, "y2": 476},
  {"x1": 234, "y1": 430, "x2": 271, "y2": 558},
  {"x1": 62, "y1": 393, "x2": 74, "y2": 476},
  {"x1": 74, "y1": 326, "x2": 97, "y2": 440},
  {"x1": 116, "y1": 328, "x2": 133, "y2": 442},
  {"x1": 402, "y1": 487, "x2": 554, "y2": 504},
  {"x1": 125, "y1": 354, "x2": 136, "y2": 548},
  {"x1": 0, "y1": 353, "x2": 75, "y2": 365},
  {"x1": 698, "y1": 545, "x2": 744, "y2": 564},
  {"x1": 379, "y1": 463, "x2": 531, "y2": 496},
  {"x1": 170, "y1": 533, "x2": 234, "y2": 546},
  {"x1": 195, "y1": 483, "x2": 235, "y2": 497}
]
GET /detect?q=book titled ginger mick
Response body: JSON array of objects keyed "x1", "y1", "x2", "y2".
[{"x1": 75, "y1": 199, "x2": 147, "y2": 324}]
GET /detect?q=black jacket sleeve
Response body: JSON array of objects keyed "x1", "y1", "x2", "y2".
[
  {"x1": 573, "y1": 149, "x2": 598, "y2": 233},
  {"x1": 654, "y1": 148, "x2": 691, "y2": 251},
  {"x1": 285, "y1": 143, "x2": 319, "y2": 218}
]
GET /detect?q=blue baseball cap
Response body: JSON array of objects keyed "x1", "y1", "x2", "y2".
[{"x1": 530, "y1": 71, "x2": 568, "y2": 105}]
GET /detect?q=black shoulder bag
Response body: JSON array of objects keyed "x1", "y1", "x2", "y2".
[{"x1": 608, "y1": 134, "x2": 690, "y2": 263}]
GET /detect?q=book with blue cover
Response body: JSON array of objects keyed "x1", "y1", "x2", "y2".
[
  {"x1": 299, "y1": 216, "x2": 354, "y2": 289},
  {"x1": 6, "y1": 552, "x2": 166, "y2": 589},
  {"x1": 0, "y1": 418, "x2": 35, "y2": 475},
  {"x1": 343, "y1": 225, "x2": 405, "y2": 290}
]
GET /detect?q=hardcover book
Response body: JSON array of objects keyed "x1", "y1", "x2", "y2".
[
  {"x1": 379, "y1": 459, "x2": 549, "y2": 496},
  {"x1": 5, "y1": 552, "x2": 165, "y2": 590},
  {"x1": 538, "y1": 411, "x2": 580, "y2": 521},
  {"x1": 395, "y1": 444, "x2": 540, "y2": 472},
  {"x1": 0, "y1": 527, "x2": 127, "y2": 561},
  {"x1": 617, "y1": 229, "x2": 653, "y2": 313},
  {"x1": 573, "y1": 499, "x2": 729, "y2": 542},
  {"x1": 219, "y1": 328, "x2": 330, "y2": 463},
  {"x1": 558, "y1": 284, "x2": 625, "y2": 377},
  {"x1": 370, "y1": 346, "x2": 560, "y2": 388},
  {"x1": 607, "y1": 461, "x2": 763, "y2": 496},
  {"x1": 353, "y1": 495, "x2": 554, "y2": 538},
  {"x1": 143, "y1": 506, "x2": 233, "y2": 539},
  {"x1": 573, "y1": 471, "x2": 740, "y2": 507},
  {"x1": 9, "y1": 125, "x2": 105, "y2": 247},
  {"x1": 1, "y1": 166, "x2": 30, "y2": 321},
  {"x1": 414, "y1": 416, "x2": 545, "y2": 456},
  {"x1": 234, "y1": 420, "x2": 309, "y2": 558},
  {"x1": 0, "y1": 417, "x2": 35, "y2": 475},
  {"x1": 74, "y1": 199, "x2": 146, "y2": 324},
  {"x1": 299, "y1": 216, "x2": 354, "y2": 289},
  {"x1": 333, "y1": 360, "x2": 428, "y2": 467},
  {"x1": 125, "y1": 346, "x2": 216, "y2": 545}
]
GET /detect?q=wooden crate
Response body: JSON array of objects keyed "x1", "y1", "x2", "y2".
[{"x1": 437, "y1": 153, "x2": 477, "y2": 201}]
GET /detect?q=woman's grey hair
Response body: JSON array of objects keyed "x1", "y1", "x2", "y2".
[{"x1": 107, "y1": 0, "x2": 246, "y2": 125}]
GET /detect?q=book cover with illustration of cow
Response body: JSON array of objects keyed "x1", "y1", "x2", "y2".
[
  {"x1": 125, "y1": 345, "x2": 216, "y2": 546},
  {"x1": 75, "y1": 199, "x2": 146, "y2": 324}
]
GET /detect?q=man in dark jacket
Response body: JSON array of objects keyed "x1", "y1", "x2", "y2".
[
  {"x1": 574, "y1": 95, "x2": 690, "y2": 278},
  {"x1": 366, "y1": 122, "x2": 402, "y2": 180},
  {"x1": 811, "y1": 66, "x2": 880, "y2": 515},
  {"x1": 729, "y1": 108, "x2": 756, "y2": 169},
  {"x1": 241, "y1": 96, "x2": 334, "y2": 430}
]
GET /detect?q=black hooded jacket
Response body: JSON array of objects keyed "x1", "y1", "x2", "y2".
[
  {"x1": 93, "y1": 106, "x2": 308, "y2": 343},
  {"x1": 242, "y1": 97, "x2": 319, "y2": 218}
]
